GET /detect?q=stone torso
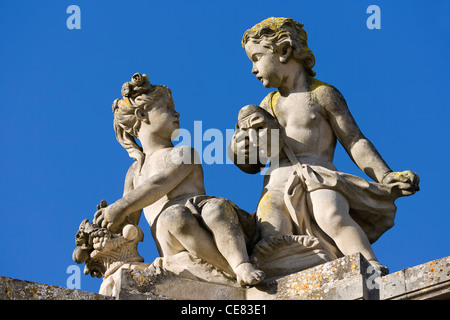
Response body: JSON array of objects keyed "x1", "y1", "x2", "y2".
[
  {"x1": 133, "y1": 147, "x2": 206, "y2": 226},
  {"x1": 264, "y1": 87, "x2": 337, "y2": 163}
]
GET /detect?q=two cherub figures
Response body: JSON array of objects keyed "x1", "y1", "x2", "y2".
[{"x1": 73, "y1": 17, "x2": 419, "y2": 292}]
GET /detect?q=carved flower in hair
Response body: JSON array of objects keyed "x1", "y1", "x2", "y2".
[
  {"x1": 131, "y1": 73, "x2": 148, "y2": 86},
  {"x1": 121, "y1": 73, "x2": 152, "y2": 98},
  {"x1": 130, "y1": 73, "x2": 152, "y2": 97}
]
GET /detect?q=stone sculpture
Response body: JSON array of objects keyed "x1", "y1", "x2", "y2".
[
  {"x1": 229, "y1": 17, "x2": 420, "y2": 277},
  {"x1": 72, "y1": 18, "x2": 421, "y2": 298},
  {"x1": 72, "y1": 199, "x2": 151, "y2": 295},
  {"x1": 73, "y1": 73, "x2": 264, "y2": 295}
]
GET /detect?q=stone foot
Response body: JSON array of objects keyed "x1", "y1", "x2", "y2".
[
  {"x1": 368, "y1": 260, "x2": 389, "y2": 276},
  {"x1": 234, "y1": 262, "x2": 265, "y2": 286}
]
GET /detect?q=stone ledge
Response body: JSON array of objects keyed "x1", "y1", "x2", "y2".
[
  {"x1": 113, "y1": 253, "x2": 372, "y2": 300},
  {"x1": 0, "y1": 276, "x2": 112, "y2": 300},
  {"x1": 116, "y1": 269, "x2": 246, "y2": 300},
  {"x1": 247, "y1": 253, "x2": 372, "y2": 300},
  {"x1": 379, "y1": 255, "x2": 450, "y2": 300},
  {"x1": 1, "y1": 254, "x2": 449, "y2": 300},
  {"x1": 115, "y1": 253, "x2": 450, "y2": 300},
  {"x1": 250, "y1": 254, "x2": 450, "y2": 300}
]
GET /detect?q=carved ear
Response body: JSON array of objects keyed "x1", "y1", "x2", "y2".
[
  {"x1": 135, "y1": 108, "x2": 149, "y2": 124},
  {"x1": 279, "y1": 44, "x2": 293, "y2": 63}
]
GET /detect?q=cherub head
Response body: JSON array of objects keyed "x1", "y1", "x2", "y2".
[
  {"x1": 242, "y1": 17, "x2": 316, "y2": 88},
  {"x1": 112, "y1": 73, "x2": 179, "y2": 168}
]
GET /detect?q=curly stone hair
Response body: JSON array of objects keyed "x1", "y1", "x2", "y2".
[
  {"x1": 242, "y1": 17, "x2": 316, "y2": 77},
  {"x1": 112, "y1": 73, "x2": 171, "y2": 170}
]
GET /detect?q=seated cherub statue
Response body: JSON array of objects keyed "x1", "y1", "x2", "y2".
[
  {"x1": 93, "y1": 73, "x2": 264, "y2": 286},
  {"x1": 229, "y1": 17, "x2": 420, "y2": 275}
]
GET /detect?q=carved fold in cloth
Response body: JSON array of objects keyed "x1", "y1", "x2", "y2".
[{"x1": 284, "y1": 159, "x2": 405, "y2": 259}]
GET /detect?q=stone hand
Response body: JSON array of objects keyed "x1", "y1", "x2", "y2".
[
  {"x1": 382, "y1": 170, "x2": 420, "y2": 196},
  {"x1": 92, "y1": 200, "x2": 124, "y2": 233},
  {"x1": 232, "y1": 128, "x2": 258, "y2": 158},
  {"x1": 92, "y1": 200, "x2": 108, "y2": 226}
]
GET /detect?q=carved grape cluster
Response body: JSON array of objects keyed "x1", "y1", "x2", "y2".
[
  {"x1": 91, "y1": 228, "x2": 111, "y2": 250},
  {"x1": 72, "y1": 200, "x2": 114, "y2": 277}
]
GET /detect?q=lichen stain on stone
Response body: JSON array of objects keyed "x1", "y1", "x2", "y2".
[
  {"x1": 284, "y1": 271, "x2": 330, "y2": 299},
  {"x1": 130, "y1": 270, "x2": 148, "y2": 287},
  {"x1": 270, "y1": 92, "x2": 280, "y2": 116},
  {"x1": 246, "y1": 17, "x2": 291, "y2": 37},
  {"x1": 29, "y1": 287, "x2": 39, "y2": 298},
  {"x1": 223, "y1": 202, "x2": 239, "y2": 225}
]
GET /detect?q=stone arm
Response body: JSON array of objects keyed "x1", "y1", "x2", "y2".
[
  {"x1": 120, "y1": 162, "x2": 142, "y2": 227},
  {"x1": 94, "y1": 147, "x2": 196, "y2": 232},
  {"x1": 319, "y1": 86, "x2": 391, "y2": 182},
  {"x1": 318, "y1": 85, "x2": 419, "y2": 194}
]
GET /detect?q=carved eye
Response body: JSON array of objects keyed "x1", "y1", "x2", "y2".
[{"x1": 252, "y1": 54, "x2": 261, "y2": 62}]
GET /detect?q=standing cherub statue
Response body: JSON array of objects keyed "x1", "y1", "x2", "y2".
[
  {"x1": 230, "y1": 17, "x2": 420, "y2": 274},
  {"x1": 93, "y1": 73, "x2": 264, "y2": 286}
]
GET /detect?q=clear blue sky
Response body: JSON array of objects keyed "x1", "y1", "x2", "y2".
[{"x1": 0, "y1": 0, "x2": 448, "y2": 295}]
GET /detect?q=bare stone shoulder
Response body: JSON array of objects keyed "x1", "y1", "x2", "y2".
[
  {"x1": 168, "y1": 144, "x2": 201, "y2": 165},
  {"x1": 310, "y1": 79, "x2": 348, "y2": 116}
]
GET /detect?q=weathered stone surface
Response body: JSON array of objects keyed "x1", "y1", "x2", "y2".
[
  {"x1": 252, "y1": 234, "x2": 333, "y2": 279},
  {"x1": 2, "y1": 255, "x2": 448, "y2": 300},
  {"x1": 116, "y1": 268, "x2": 246, "y2": 300},
  {"x1": 233, "y1": 16, "x2": 420, "y2": 272},
  {"x1": 74, "y1": 73, "x2": 265, "y2": 289},
  {"x1": 72, "y1": 17, "x2": 420, "y2": 295},
  {"x1": 248, "y1": 253, "x2": 372, "y2": 300},
  {"x1": 112, "y1": 253, "x2": 376, "y2": 300},
  {"x1": 0, "y1": 276, "x2": 112, "y2": 300},
  {"x1": 113, "y1": 253, "x2": 450, "y2": 300},
  {"x1": 379, "y1": 256, "x2": 450, "y2": 300}
]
